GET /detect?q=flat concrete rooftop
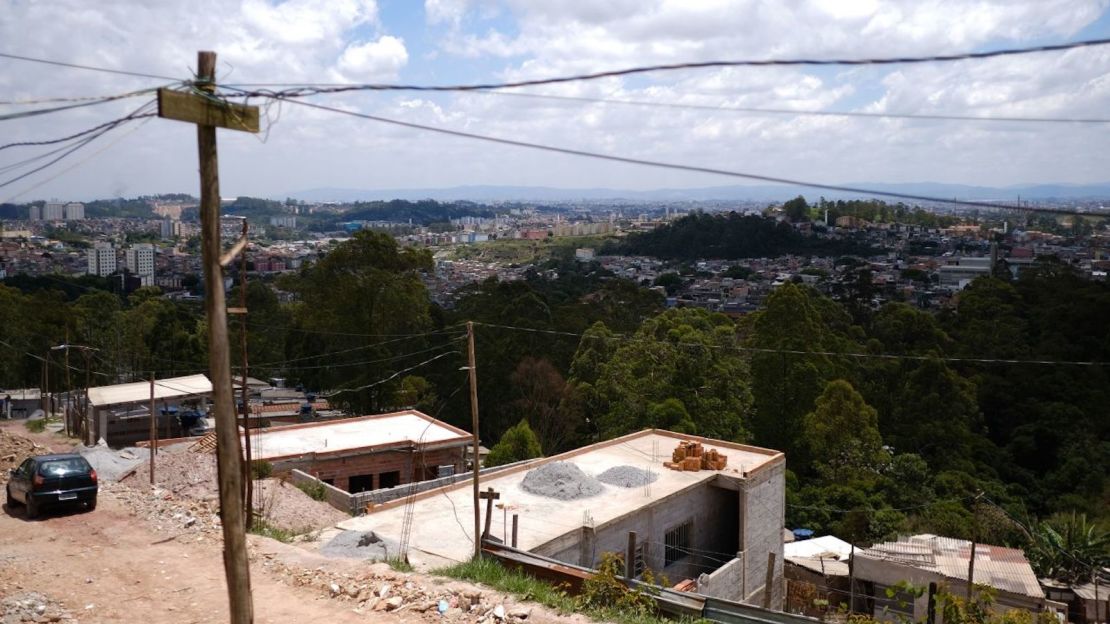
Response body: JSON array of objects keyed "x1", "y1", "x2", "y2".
[
  {"x1": 333, "y1": 429, "x2": 783, "y2": 569},
  {"x1": 247, "y1": 410, "x2": 469, "y2": 461}
]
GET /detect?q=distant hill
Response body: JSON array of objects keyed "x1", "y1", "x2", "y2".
[{"x1": 283, "y1": 182, "x2": 1110, "y2": 204}]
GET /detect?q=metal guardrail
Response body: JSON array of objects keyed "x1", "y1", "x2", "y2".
[{"x1": 480, "y1": 540, "x2": 816, "y2": 624}]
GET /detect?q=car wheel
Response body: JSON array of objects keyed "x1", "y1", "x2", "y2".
[
  {"x1": 5, "y1": 485, "x2": 14, "y2": 509},
  {"x1": 25, "y1": 496, "x2": 38, "y2": 519},
  {"x1": 86, "y1": 496, "x2": 97, "y2": 512}
]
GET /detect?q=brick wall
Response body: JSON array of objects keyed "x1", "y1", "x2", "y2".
[
  {"x1": 741, "y1": 460, "x2": 786, "y2": 609},
  {"x1": 277, "y1": 445, "x2": 466, "y2": 493}
]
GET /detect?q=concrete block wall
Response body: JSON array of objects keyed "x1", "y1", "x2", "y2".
[
  {"x1": 289, "y1": 469, "x2": 355, "y2": 513},
  {"x1": 535, "y1": 479, "x2": 742, "y2": 583},
  {"x1": 740, "y1": 460, "x2": 786, "y2": 609},
  {"x1": 698, "y1": 555, "x2": 746, "y2": 601}
]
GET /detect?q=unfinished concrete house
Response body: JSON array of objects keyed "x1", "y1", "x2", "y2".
[
  {"x1": 246, "y1": 409, "x2": 471, "y2": 493},
  {"x1": 330, "y1": 429, "x2": 786, "y2": 608}
]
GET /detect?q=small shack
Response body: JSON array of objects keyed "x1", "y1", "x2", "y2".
[{"x1": 86, "y1": 374, "x2": 213, "y2": 446}]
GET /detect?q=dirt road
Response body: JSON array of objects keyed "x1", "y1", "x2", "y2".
[
  {"x1": 0, "y1": 422, "x2": 590, "y2": 624},
  {"x1": 0, "y1": 491, "x2": 386, "y2": 623}
]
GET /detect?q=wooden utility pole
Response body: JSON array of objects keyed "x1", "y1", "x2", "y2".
[
  {"x1": 63, "y1": 329, "x2": 71, "y2": 436},
  {"x1": 158, "y1": 50, "x2": 258, "y2": 624},
  {"x1": 230, "y1": 218, "x2": 253, "y2": 528},
  {"x1": 149, "y1": 372, "x2": 156, "y2": 485},
  {"x1": 967, "y1": 492, "x2": 983, "y2": 602},
  {"x1": 467, "y1": 321, "x2": 481, "y2": 559}
]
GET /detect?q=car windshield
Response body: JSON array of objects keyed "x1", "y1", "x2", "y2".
[{"x1": 38, "y1": 458, "x2": 91, "y2": 476}]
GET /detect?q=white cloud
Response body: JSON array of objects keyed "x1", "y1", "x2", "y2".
[
  {"x1": 335, "y1": 36, "x2": 409, "y2": 80},
  {"x1": 1, "y1": 0, "x2": 1109, "y2": 200}
]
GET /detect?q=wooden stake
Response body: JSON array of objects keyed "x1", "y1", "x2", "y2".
[
  {"x1": 149, "y1": 372, "x2": 156, "y2": 485},
  {"x1": 467, "y1": 321, "x2": 481, "y2": 558},
  {"x1": 511, "y1": 514, "x2": 519, "y2": 548},
  {"x1": 480, "y1": 487, "x2": 500, "y2": 541},
  {"x1": 193, "y1": 50, "x2": 254, "y2": 624},
  {"x1": 763, "y1": 551, "x2": 776, "y2": 609}
]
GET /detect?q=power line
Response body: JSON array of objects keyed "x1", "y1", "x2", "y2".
[
  {"x1": 456, "y1": 89, "x2": 1110, "y2": 125},
  {"x1": 0, "y1": 51, "x2": 180, "y2": 81},
  {"x1": 0, "y1": 100, "x2": 156, "y2": 192},
  {"x1": 218, "y1": 36, "x2": 1110, "y2": 92},
  {"x1": 470, "y1": 321, "x2": 1110, "y2": 368},
  {"x1": 266, "y1": 95, "x2": 1107, "y2": 217},
  {"x1": 0, "y1": 87, "x2": 161, "y2": 122},
  {"x1": 320, "y1": 350, "x2": 461, "y2": 398},
  {"x1": 0, "y1": 111, "x2": 158, "y2": 152}
]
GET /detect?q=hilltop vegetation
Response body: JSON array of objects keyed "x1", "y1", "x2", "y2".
[{"x1": 607, "y1": 212, "x2": 876, "y2": 259}]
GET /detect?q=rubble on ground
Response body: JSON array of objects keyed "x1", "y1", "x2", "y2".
[
  {"x1": 320, "y1": 530, "x2": 400, "y2": 560},
  {"x1": 75, "y1": 441, "x2": 149, "y2": 482},
  {"x1": 0, "y1": 429, "x2": 40, "y2": 484},
  {"x1": 102, "y1": 481, "x2": 221, "y2": 541},
  {"x1": 260, "y1": 557, "x2": 535, "y2": 623},
  {"x1": 1, "y1": 591, "x2": 77, "y2": 623}
]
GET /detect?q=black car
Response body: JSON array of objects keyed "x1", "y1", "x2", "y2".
[{"x1": 5, "y1": 453, "x2": 98, "y2": 519}]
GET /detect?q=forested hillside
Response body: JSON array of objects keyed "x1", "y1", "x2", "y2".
[{"x1": 1, "y1": 231, "x2": 1107, "y2": 559}]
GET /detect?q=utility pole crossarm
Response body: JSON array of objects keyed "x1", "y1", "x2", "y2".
[{"x1": 157, "y1": 88, "x2": 260, "y2": 133}]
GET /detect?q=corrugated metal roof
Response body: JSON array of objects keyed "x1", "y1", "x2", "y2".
[
  {"x1": 87, "y1": 374, "x2": 212, "y2": 407},
  {"x1": 785, "y1": 535, "x2": 854, "y2": 561},
  {"x1": 859, "y1": 534, "x2": 1043, "y2": 599}
]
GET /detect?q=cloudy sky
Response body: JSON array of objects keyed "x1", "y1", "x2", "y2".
[{"x1": 2, "y1": 0, "x2": 1110, "y2": 201}]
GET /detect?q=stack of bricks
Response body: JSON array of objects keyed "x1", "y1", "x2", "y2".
[{"x1": 663, "y1": 440, "x2": 728, "y2": 471}]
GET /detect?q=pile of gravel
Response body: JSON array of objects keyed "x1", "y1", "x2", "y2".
[
  {"x1": 320, "y1": 530, "x2": 400, "y2": 560},
  {"x1": 521, "y1": 461, "x2": 604, "y2": 500},
  {"x1": 77, "y1": 440, "x2": 150, "y2": 482},
  {"x1": 597, "y1": 465, "x2": 659, "y2": 488}
]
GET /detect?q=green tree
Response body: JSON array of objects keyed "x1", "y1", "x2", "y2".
[
  {"x1": 283, "y1": 230, "x2": 436, "y2": 413},
  {"x1": 783, "y1": 195, "x2": 810, "y2": 222},
  {"x1": 744, "y1": 283, "x2": 856, "y2": 461},
  {"x1": 486, "y1": 419, "x2": 543, "y2": 467},
  {"x1": 570, "y1": 308, "x2": 751, "y2": 441},
  {"x1": 803, "y1": 380, "x2": 886, "y2": 482},
  {"x1": 1028, "y1": 512, "x2": 1110, "y2": 583}
]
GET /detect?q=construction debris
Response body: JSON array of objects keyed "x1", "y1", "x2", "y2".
[
  {"x1": 1, "y1": 591, "x2": 77, "y2": 623},
  {"x1": 663, "y1": 440, "x2": 728, "y2": 472},
  {"x1": 260, "y1": 557, "x2": 536, "y2": 622},
  {"x1": 0, "y1": 429, "x2": 39, "y2": 484},
  {"x1": 76, "y1": 440, "x2": 149, "y2": 482}
]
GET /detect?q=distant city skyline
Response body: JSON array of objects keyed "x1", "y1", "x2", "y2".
[{"x1": 2, "y1": 1, "x2": 1110, "y2": 201}]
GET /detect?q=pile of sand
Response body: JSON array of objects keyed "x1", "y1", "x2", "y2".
[{"x1": 520, "y1": 462, "x2": 603, "y2": 500}]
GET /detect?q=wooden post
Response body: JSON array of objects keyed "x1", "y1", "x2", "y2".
[
  {"x1": 192, "y1": 50, "x2": 253, "y2": 624},
  {"x1": 63, "y1": 329, "x2": 71, "y2": 436},
  {"x1": 43, "y1": 350, "x2": 49, "y2": 419},
  {"x1": 480, "y1": 487, "x2": 499, "y2": 541},
  {"x1": 927, "y1": 582, "x2": 937, "y2": 624},
  {"x1": 149, "y1": 372, "x2": 156, "y2": 485},
  {"x1": 966, "y1": 540, "x2": 976, "y2": 602},
  {"x1": 511, "y1": 514, "x2": 518, "y2": 548},
  {"x1": 467, "y1": 320, "x2": 481, "y2": 558},
  {"x1": 849, "y1": 543, "x2": 856, "y2": 613},
  {"x1": 763, "y1": 551, "x2": 777, "y2": 609},
  {"x1": 626, "y1": 531, "x2": 637, "y2": 580},
  {"x1": 237, "y1": 218, "x2": 252, "y2": 528}
]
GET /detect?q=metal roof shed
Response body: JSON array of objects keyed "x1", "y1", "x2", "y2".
[{"x1": 87, "y1": 374, "x2": 212, "y2": 446}]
